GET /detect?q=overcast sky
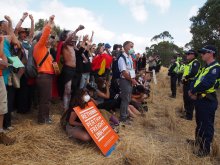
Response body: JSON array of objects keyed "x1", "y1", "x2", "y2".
[{"x1": 0, "y1": 0, "x2": 206, "y2": 52}]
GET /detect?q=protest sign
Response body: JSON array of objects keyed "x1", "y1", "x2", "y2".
[{"x1": 74, "y1": 101, "x2": 119, "y2": 156}]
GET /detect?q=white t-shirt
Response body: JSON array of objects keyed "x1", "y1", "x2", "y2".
[{"x1": 118, "y1": 52, "x2": 135, "y2": 78}]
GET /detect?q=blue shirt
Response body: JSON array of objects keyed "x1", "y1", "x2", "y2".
[
  {"x1": 3, "y1": 39, "x2": 12, "y2": 85},
  {"x1": 190, "y1": 61, "x2": 220, "y2": 94}
]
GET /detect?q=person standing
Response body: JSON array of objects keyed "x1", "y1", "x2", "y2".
[
  {"x1": 168, "y1": 56, "x2": 179, "y2": 98},
  {"x1": 188, "y1": 45, "x2": 220, "y2": 157},
  {"x1": 0, "y1": 34, "x2": 15, "y2": 145},
  {"x1": 33, "y1": 15, "x2": 55, "y2": 124},
  {"x1": 118, "y1": 41, "x2": 137, "y2": 125},
  {"x1": 181, "y1": 50, "x2": 200, "y2": 120}
]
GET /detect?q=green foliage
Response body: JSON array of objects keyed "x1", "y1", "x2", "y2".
[
  {"x1": 147, "y1": 31, "x2": 183, "y2": 66},
  {"x1": 151, "y1": 31, "x2": 174, "y2": 42},
  {"x1": 189, "y1": 0, "x2": 220, "y2": 53},
  {"x1": 34, "y1": 19, "x2": 61, "y2": 36}
]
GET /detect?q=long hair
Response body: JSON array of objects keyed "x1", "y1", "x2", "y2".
[{"x1": 69, "y1": 89, "x2": 87, "y2": 109}]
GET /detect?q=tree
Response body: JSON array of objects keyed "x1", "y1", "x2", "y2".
[
  {"x1": 151, "y1": 31, "x2": 174, "y2": 42},
  {"x1": 35, "y1": 18, "x2": 61, "y2": 36},
  {"x1": 189, "y1": 0, "x2": 220, "y2": 52}
]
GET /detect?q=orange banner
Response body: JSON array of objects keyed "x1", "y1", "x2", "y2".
[{"x1": 73, "y1": 101, "x2": 119, "y2": 156}]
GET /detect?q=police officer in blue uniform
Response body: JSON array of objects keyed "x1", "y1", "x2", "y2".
[
  {"x1": 181, "y1": 50, "x2": 200, "y2": 120},
  {"x1": 188, "y1": 45, "x2": 220, "y2": 157},
  {"x1": 168, "y1": 56, "x2": 179, "y2": 98}
]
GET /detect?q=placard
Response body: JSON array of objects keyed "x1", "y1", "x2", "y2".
[{"x1": 73, "y1": 101, "x2": 119, "y2": 156}]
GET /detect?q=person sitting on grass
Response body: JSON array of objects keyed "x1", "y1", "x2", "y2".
[{"x1": 65, "y1": 89, "x2": 92, "y2": 142}]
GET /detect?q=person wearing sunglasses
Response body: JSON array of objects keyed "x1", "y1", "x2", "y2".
[
  {"x1": 187, "y1": 45, "x2": 220, "y2": 157},
  {"x1": 181, "y1": 50, "x2": 200, "y2": 121}
]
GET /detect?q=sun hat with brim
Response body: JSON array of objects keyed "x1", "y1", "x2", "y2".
[{"x1": 18, "y1": 27, "x2": 30, "y2": 35}]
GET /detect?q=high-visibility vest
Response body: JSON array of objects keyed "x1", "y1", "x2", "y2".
[
  {"x1": 173, "y1": 61, "x2": 180, "y2": 74},
  {"x1": 194, "y1": 62, "x2": 220, "y2": 94},
  {"x1": 183, "y1": 59, "x2": 200, "y2": 80},
  {"x1": 179, "y1": 64, "x2": 185, "y2": 74}
]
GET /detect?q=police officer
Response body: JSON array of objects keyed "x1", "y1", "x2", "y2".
[
  {"x1": 168, "y1": 56, "x2": 179, "y2": 98},
  {"x1": 181, "y1": 50, "x2": 200, "y2": 120},
  {"x1": 188, "y1": 45, "x2": 220, "y2": 157}
]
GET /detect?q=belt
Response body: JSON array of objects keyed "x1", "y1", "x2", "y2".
[{"x1": 197, "y1": 92, "x2": 216, "y2": 101}]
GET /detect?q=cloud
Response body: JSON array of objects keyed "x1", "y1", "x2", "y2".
[
  {"x1": 0, "y1": 0, "x2": 148, "y2": 52},
  {"x1": 118, "y1": 0, "x2": 148, "y2": 23},
  {"x1": 118, "y1": 0, "x2": 171, "y2": 23},
  {"x1": 148, "y1": 0, "x2": 171, "y2": 13},
  {"x1": 188, "y1": 5, "x2": 199, "y2": 18}
]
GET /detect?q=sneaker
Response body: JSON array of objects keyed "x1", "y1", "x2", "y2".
[
  {"x1": 180, "y1": 116, "x2": 192, "y2": 121},
  {"x1": 186, "y1": 139, "x2": 198, "y2": 146},
  {"x1": 45, "y1": 118, "x2": 53, "y2": 124},
  {"x1": 38, "y1": 118, "x2": 53, "y2": 125},
  {"x1": 0, "y1": 132, "x2": 16, "y2": 145},
  {"x1": 169, "y1": 95, "x2": 176, "y2": 98},
  {"x1": 7, "y1": 126, "x2": 15, "y2": 131},
  {"x1": 193, "y1": 149, "x2": 210, "y2": 158}
]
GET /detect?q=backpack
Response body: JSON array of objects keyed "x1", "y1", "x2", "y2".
[
  {"x1": 25, "y1": 42, "x2": 38, "y2": 78},
  {"x1": 112, "y1": 54, "x2": 127, "y2": 79},
  {"x1": 25, "y1": 42, "x2": 49, "y2": 78}
]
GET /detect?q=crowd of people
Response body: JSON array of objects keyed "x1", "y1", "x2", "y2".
[
  {"x1": 168, "y1": 46, "x2": 220, "y2": 157},
  {"x1": 0, "y1": 12, "x2": 219, "y2": 159},
  {"x1": 0, "y1": 13, "x2": 151, "y2": 145}
]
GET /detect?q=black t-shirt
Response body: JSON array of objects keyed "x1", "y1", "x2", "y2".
[
  {"x1": 75, "y1": 47, "x2": 85, "y2": 73},
  {"x1": 82, "y1": 50, "x2": 91, "y2": 73}
]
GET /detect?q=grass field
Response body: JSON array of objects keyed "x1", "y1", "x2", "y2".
[{"x1": 1, "y1": 67, "x2": 220, "y2": 165}]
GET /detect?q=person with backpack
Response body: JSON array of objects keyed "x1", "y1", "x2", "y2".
[
  {"x1": 118, "y1": 41, "x2": 137, "y2": 125},
  {"x1": 33, "y1": 15, "x2": 56, "y2": 124}
]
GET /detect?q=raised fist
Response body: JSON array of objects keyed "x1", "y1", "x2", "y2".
[
  {"x1": 23, "y1": 12, "x2": 28, "y2": 19},
  {"x1": 29, "y1": 14, "x2": 33, "y2": 21},
  {"x1": 4, "y1": 15, "x2": 11, "y2": 22},
  {"x1": 77, "y1": 25, "x2": 85, "y2": 31}
]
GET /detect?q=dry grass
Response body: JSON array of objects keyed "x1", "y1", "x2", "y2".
[{"x1": 1, "y1": 67, "x2": 220, "y2": 165}]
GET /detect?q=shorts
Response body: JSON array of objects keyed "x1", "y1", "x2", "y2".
[{"x1": 0, "y1": 76, "x2": 7, "y2": 115}]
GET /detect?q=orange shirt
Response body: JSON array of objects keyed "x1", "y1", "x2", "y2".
[{"x1": 33, "y1": 25, "x2": 54, "y2": 74}]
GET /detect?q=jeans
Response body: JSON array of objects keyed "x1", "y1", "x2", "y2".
[{"x1": 80, "y1": 73, "x2": 90, "y2": 89}]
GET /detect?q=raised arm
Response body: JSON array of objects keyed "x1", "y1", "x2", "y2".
[
  {"x1": 37, "y1": 15, "x2": 54, "y2": 47},
  {"x1": 4, "y1": 16, "x2": 21, "y2": 47},
  {"x1": 64, "y1": 25, "x2": 84, "y2": 44},
  {"x1": 89, "y1": 30, "x2": 94, "y2": 43},
  {"x1": 29, "y1": 14, "x2": 34, "y2": 39},
  {"x1": 14, "y1": 12, "x2": 28, "y2": 36},
  {"x1": 0, "y1": 36, "x2": 8, "y2": 69}
]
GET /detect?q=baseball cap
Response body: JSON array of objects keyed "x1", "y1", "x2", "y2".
[
  {"x1": 104, "y1": 43, "x2": 111, "y2": 49},
  {"x1": 185, "y1": 49, "x2": 198, "y2": 56},
  {"x1": 198, "y1": 45, "x2": 217, "y2": 55}
]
